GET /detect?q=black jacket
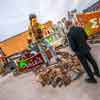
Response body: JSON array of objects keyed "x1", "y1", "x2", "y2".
[{"x1": 67, "y1": 26, "x2": 91, "y2": 56}]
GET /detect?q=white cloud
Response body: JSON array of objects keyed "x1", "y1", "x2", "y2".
[
  {"x1": 0, "y1": 0, "x2": 98, "y2": 41},
  {"x1": 74, "y1": 0, "x2": 81, "y2": 4}
]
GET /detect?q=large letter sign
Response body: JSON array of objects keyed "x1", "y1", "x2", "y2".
[
  {"x1": 90, "y1": 18, "x2": 99, "y2": 29},
  {"x1": 17, "y1": 53, "x2": 44, "y2": 73},
  {"x1": 76, "y1": 11, "x2": 100, "y2": 36}
]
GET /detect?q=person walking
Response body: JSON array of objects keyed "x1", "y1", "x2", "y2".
[{"x1": 67, "y1": 21, "x2": 100, "y2": 83}]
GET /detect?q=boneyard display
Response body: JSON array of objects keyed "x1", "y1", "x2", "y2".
[{"x1": 35, "y1": 51, "x2": 83, "y2": 87}]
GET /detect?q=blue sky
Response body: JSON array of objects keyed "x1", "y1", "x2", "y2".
[{"x1": 0, "y1": 0, "x2": 98, "y2": 41}]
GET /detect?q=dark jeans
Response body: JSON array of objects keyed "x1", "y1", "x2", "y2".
[{"x1": 76, "y1": 51, "x2": 100, "y2": 79}]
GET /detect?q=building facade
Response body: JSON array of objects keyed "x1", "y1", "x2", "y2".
[{"x1": 83, "y1": 0, "x2": 100, "y2": 12}]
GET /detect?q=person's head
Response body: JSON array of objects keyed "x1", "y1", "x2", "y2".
[
  {"x1": 29, "y1": 14, "x2": 37, "y2": 25},
  {"x1": 65, "y1": 20, "x2": 73, "y2": 30}
]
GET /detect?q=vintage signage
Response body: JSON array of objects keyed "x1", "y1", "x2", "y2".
[
  {"x1": 76, "y1": 11, "x2": 100, "y2": 36},
  {"x1": 17, "y1": 53, "x2": 44, "y2": 73}
]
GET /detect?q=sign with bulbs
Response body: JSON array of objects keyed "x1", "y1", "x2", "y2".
[{"x1": 76, "y1": 11, "x2": 100, "y2": 36}]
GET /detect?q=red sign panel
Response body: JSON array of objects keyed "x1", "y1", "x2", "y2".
[{"x1": 17, "y1": 53, "x2": 44, "y2": 73}]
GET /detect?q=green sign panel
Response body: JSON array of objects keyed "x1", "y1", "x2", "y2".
[
  {"x1": 18, "y1": 59, "x2": 28, "y2": 68},
  {"x1": 47, "y1": 35, "x2": 55, "y2": 44}
]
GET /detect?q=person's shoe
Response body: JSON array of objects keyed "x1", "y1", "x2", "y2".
[
  {"x1": 85, "y1": 78, "x2": 97, "y2": 84},
  {"x1": 46, "y1": 62, "x2": 50, "y2": 67},
  {"x1": 94, "y1": 73, "x2": 100, "y2": 78},
  {"x1": 56, "y1": 58, "x2": 61, "y2": 63}
]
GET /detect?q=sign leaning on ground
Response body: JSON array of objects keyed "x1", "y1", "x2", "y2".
[{"x1": 17, "y1": 53, "x2": 44, "y2": 73}]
